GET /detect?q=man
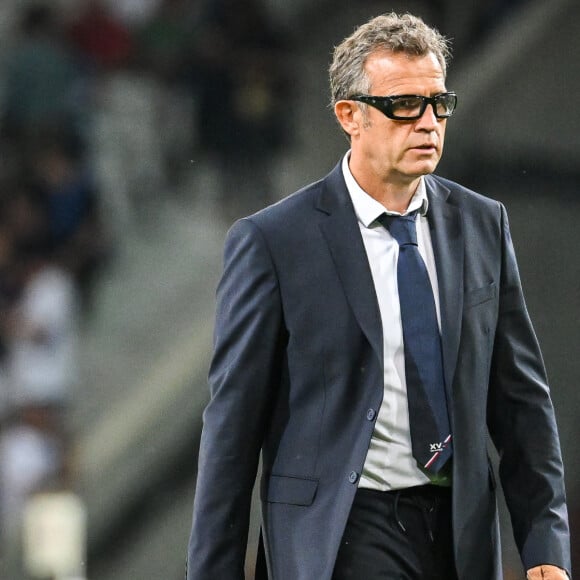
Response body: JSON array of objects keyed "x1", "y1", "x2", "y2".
[{"x1": 187, "y1": 12, "x2": 571, "y2": 580}]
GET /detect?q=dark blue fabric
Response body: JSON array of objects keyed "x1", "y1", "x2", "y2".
[
  {"x1": 187, "y1": 164, "x2": 570, "y2": 580},
  {"x1": 380, "y1": 212, "x2": 452, "y2": 473}
]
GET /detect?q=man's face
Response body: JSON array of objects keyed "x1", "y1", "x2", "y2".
[{"x1": 345, "y1": 51, "x2": 449, "y2": 190}]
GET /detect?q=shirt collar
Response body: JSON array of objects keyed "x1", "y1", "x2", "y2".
[{"x1": 341, "y1": 152, "x2": 429, "y2": 228}]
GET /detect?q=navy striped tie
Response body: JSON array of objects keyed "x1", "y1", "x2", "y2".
[{"x1": 379, "y1": 211, "x2": 452, "y2": 473}]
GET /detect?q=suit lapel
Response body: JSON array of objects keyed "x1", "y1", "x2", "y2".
[
  {"x1": 317, "y1": 165, "x2": 383, "y2": 366},
  {"x1": 315, "y1": 167, "x2": 464, "y2": 398},
  {"x1": 425, "y1": 175, "x2": 464, "y2": 405}
]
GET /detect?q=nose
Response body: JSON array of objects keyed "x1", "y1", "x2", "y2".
[{"x1": 415, "y1": 102, "x2": 439, "y2": 131}]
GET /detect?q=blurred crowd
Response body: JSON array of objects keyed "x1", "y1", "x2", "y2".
[{"x1": 0, "y1": 0, "x2": 293, "y2": 570}]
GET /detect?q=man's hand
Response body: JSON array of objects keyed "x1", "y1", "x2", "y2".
[{"x1": 527, "y1": 565, "x2": 569, "y2": 579}]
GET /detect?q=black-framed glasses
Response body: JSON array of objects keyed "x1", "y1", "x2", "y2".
[{"x1": 349, "y1": 92, "x2": 458, "y2": 120}]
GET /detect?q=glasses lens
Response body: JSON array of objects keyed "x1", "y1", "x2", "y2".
[
  {"x1": 390, "y1": 96, "x2": 424, "y2": 118},
  {"x1": 434, "y1": 94, "x2": 456, "y2": 117}
]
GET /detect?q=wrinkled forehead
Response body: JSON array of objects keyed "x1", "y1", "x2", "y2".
[{"x1": 365, "y1": 51, "x2": 446, "y2": 93}]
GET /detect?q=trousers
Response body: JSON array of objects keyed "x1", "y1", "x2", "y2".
[{"x1": 333, "y1": 485, "x2": 457, "y2": 580}]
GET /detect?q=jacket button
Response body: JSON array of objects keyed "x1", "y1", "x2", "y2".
[
  {"x1": 366, "y1": 408, "x2": 376, "y2": 421},
  {"x1": 348, "y1": 471, "x2": 359, "y2": 484}
]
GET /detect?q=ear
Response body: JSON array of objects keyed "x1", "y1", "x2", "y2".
[{"x1": 334, "y1": 100, "x2": 362, "y2": 138}]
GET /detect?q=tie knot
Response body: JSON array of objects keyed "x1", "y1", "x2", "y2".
[{"x1": 379, "y1": 212, "x2": 418, "y2": 246}]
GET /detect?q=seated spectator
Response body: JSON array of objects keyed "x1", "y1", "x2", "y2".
[
  {"x1": 67, "y1": 0, "x2": 167, "y2": 234},
  {"x1": 137, "y1": 0, "x2": 198, "y2": 183},
  {"x1": 30, "y1": 133, "x2": 110, "y2": 312},
  {"x1": 137, "y1": 0, "x2": 192, "y2": 84},
  {"x1": 3, "y1": 240, "x2": 78, "y2": 410},
  {"x1": 191, "y1": 0, "x2": 294, "y2": 221},
  {"x1": 67, "y1": 0, "x2": 134, "y2": 71},
  {"x1": 0, "y1": 2, "x2": 85, "y2": 157},
  {"x1": 0, "y1": 239, "x2": 77, "y2": 540},
  {"x1": 0, "y1": 411, "x2": 66, "y2": 538}
]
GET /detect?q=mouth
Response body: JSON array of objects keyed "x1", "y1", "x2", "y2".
[
  {"x1": 412, "y1": 144, "x2": 437, "y2": 151},
  {"x1": 409, "y1": 144, "x2": 438, "y2": 156}
]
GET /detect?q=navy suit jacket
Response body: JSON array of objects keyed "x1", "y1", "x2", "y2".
[{"x1": 187, "y1": 162, "x2": 570, "y2": 579}]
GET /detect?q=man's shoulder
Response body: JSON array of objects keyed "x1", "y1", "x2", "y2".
[
  {"x1": 225, "y1": 176, "x2": 327, "y2": 248},
  {"x1": 427, "y1": 174, "x2": 501, "y2": 212},
  {"x1": 245, "y1": 169, "x2": 336, "y2": 231},
  {"x1": 262, "y1": 177, "x2": 325, "y2": 216}
]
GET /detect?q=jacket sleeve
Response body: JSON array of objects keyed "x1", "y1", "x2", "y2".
[
  {"x1": 487, "y1": 203, "x2": 571, "y2": 575},
  {"x1": 187, "y1": 217, "x2": 285, "y2": 579}
]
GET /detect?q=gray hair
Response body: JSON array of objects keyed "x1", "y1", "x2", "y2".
[{"x1": 329, "y1": 12, "x2": 451, "y2": 107}]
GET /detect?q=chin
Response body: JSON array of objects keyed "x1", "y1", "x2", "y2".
[{"x1": 407, "y1": 162, "x2": 439, "y2": 177}]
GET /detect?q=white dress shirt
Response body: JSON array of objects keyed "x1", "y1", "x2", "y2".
[{"x1": 341, "y1": 153, "x2": 443, "y2": 491}]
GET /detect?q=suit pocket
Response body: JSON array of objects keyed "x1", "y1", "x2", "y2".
[
  {"x1": 264, "y1": 474, "x2": 319, "y2": 506},
  {"x1": 464, "y1": 282, "x2": 497, "y2": 310}
]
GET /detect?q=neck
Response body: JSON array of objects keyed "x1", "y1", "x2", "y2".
[
  {"x1": 374, "y1": 184, "x2": 419, "y2": 213},
  {"x1": 353, "y1": 170, "x2": 421, "y2": 213},
  {"x1": 347, "y1": 152, "x2": 423, "y2": 213}
]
